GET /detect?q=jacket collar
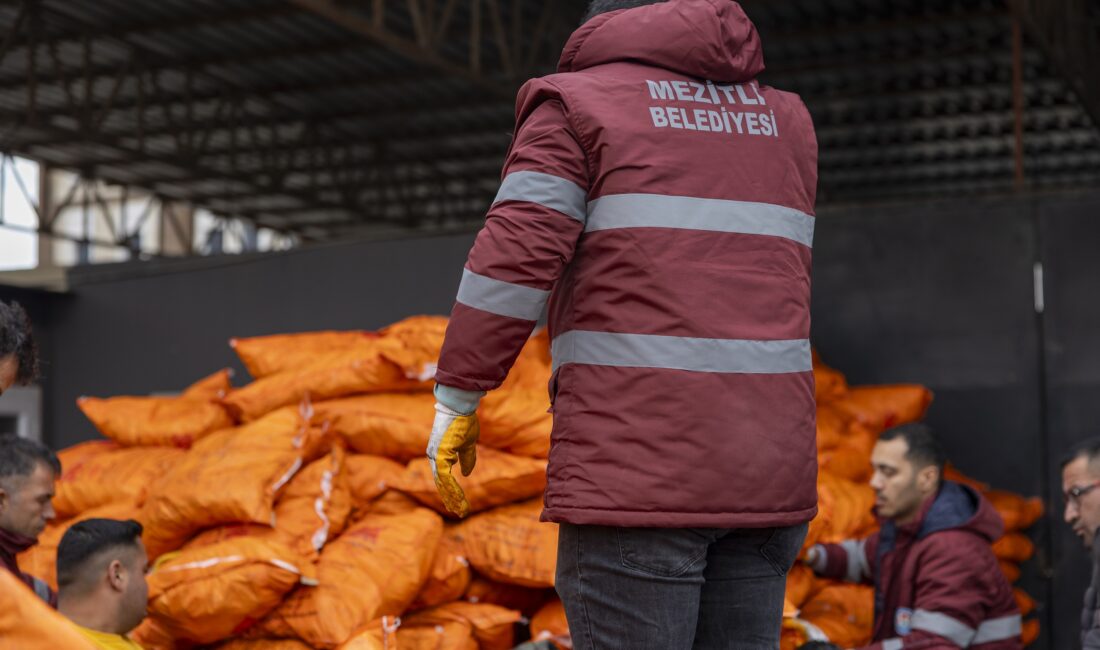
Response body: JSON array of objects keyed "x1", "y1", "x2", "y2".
[{"x1": 0, "y1": 525, "x2": 38, "y2": 560}]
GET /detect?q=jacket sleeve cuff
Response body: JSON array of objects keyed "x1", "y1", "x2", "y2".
[
  {"x1": 808, "y1": 544, "x2": 829, "y2": 573},
  {"x1": 815, "y1": 542, "x2": 853, "y2": 580},
  {"x1": 434, "y1": 383, "x2": 485, "y2": 415}
]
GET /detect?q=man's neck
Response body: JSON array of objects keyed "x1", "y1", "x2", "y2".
[
  {"x1": 59, "y1": 593, "x2": 124, "y2": 636},
  {"x1": 892, "y1": 491, "x2": 938, "y2": 528}
]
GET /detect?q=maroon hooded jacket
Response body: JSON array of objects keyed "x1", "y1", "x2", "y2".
[
  {"x1": 810, "y1": 482, "x2": 1022, "y2": 649},
  {"x1": 435, "y1": 0, "x2": 819, "y2": 527}
]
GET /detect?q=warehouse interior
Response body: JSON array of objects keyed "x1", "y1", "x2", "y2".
[{"x1": 2, "y1": 0, "x2": 1100, "y2": 648}]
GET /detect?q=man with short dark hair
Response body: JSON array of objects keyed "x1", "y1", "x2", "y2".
[
  {"x1": 1060, "y1": 437, "x2": 1100, "y2": 649},
  {"x1": 57, "y1": 518, "x2": 148, "y2": 650},
  {"x1": 0, "y1": 299, "x2": 40, "y2": 394},
  {"x1": 805, "y1": 424, "x2": 1021, "y2": 649},
  {"x1": 0, "y1": 434, "x2": 60, "y2": 606},
  {"x1": 426, "y1": 0, "x2": 820, "y2": 646}
]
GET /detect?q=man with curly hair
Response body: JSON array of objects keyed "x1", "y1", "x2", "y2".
[{"x1": 0, "y1": 299, "x2": 39, "y2": 395}]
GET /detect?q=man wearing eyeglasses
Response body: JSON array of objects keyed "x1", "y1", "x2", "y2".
[{"x1": 1061, "y1": 438, "x2": 1100, "y2": 650}]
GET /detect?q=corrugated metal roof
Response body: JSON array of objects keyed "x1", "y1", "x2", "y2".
[{"x1": 0, "y1": 0, "x2": 1097, "y2": 241}]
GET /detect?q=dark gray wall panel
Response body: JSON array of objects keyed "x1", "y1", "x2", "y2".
[
  {"x1": 812, "y1": 200, "x2": 1043, "y2": 495},
  {"x1": 45, "y1": 233, "x2": 476, "y2": 449}
]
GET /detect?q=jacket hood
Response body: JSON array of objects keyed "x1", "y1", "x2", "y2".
[
  {"x1": 558, "y1": 0, "x2": 765, "y2": 82},
  {"x1": 917, "y1": 481, "x2": 1005, "y2": 543}
]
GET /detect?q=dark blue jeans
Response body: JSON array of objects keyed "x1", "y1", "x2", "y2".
[{"x1": 555, "y1": 523, "x2": 808, "y2": 650}]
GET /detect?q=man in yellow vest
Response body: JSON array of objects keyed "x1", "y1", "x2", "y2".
[{"x1": 57, "y1": 518, "x2": 149, "y2": 650}]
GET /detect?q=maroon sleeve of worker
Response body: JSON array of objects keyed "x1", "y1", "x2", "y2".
[
  {"x1": 818, "y1": 533, "x2": 879, "y2": 584},
  {"x1": 435, "y1": 82, "x2": 589, "y2": 393}
]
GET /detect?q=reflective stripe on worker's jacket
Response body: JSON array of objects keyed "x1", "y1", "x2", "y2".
[{"x1": 436, "y1": 0, "x2": 820, "y2": 528}]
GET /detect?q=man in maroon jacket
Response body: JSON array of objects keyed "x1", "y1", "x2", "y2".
[
  {"x1": 805, "y1": 424, "x2": 1021, "y2": 649},
  {"x1": 0, "y1": 435, "x2": 60, "y2": 607},
  {"x1": 426, "y1": 0, "x2": 819, "y2": 647}
]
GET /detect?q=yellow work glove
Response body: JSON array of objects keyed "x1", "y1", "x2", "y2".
[{"x1": 426, "y1": 402, "x2": 480, "y2": 518}]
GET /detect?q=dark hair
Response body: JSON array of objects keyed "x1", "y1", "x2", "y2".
[
  {"x1": 0, "y1": 300, "x2": 39, "y2": 384},
  {"x1": 582, "y1": 0, "x2": 667, "y2": 23},
  {"x1": 0, "y1": 435, "x2": 60, "y2": 481},
  {"x1": 879, "y1": 423, "x2": 946, "y2": 480},
  {"x1": 56, "y1": 519, "x2": 144, "y2": 589},
  {"x1": 796, "y1": 643, "x2": 842, "y2": 650},
  {"x1": 1061, "y1": 437, "x2": 1100, "y2": 470}
]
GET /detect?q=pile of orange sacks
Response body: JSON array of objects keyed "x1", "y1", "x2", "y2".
[{"x1": 17, "y1": 317, "x2": 1043, "y2": 649}]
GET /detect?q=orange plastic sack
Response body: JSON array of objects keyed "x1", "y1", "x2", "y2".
[
  {"x1": 368, "y1": 490, "x2": 424, "y2": 516},
  {"x1": 397, "y1": 618, "x2": 476, "y2": 650},
  {"x1": 183, "y1": 368, "x2": 235, "y2": 400},
  {"x1": 144, "y1": 537, "x2": 316, "y2": 645},
  {"x1": 815, "y1": 403, "x2": 876, "y2": 480},
  {"x1": 376, "y1": 316, "x2": 449, "y2": 380},
  {"x1": 993, "y1": 533, "x2": 1035, "y2": 563},
  {"x1": 473, "y1": 331, "x2": 553, "y2": 459},
  {"x1": 0, "y1": 568, "x2": 96, "y2": 649},
  {"x1": 785, "y1": 564, "x2": 816, "y2": 609},
  {"x1": 943, "y1": 465, "x2": 990, "y2": 492},
  {"x1": 1014, "y1": 588, "x2": 1036, "y2": 617},
  {"x1": 187, "y1": 449, "x2": 353, "y2": 559},
  {"x1": 780, "y1": 621, "x2": 810, "y2": 650},
  {"x1": 314, "y1": 393, "x2": 436, "y2": 460},
  {"x1": 344, "y1": 454, "x2": 407, "y2": 507},
  {"x1": 478, "y1": 388, "x2": 552, "y2": 458},
  {"x1": 337, "y1": 617, "x2": 401, "y2": 650},
  {"x1": 812, "y1": 349, "x2": 849, "y2": 403},
  {"x1": 799, "y1": 583, "x2": 875, "y2": 649},
  {"x1": 254, "y1": 509, "x2": 443, "y2": 647},
  {"x1": 831, "y1": 385, "x2": 933, "y2": 433},
  {"x1": 817, "y1": 444, "x2": 873, "y2": 483},
  {"x1": 410, "y1": 528, "x2": 471, "y2": 610},
  {"x1": 224, "y1": 342, "x2": 428, "y2": 422},
  {"x1": 231, "y1": 330, "x2": 375, "y2": 379},
  {"x1": 1022, "y1": 618, "x2": 1040, "y2": 646},
  {"x1": 54, "y1": 446, "x2": 186, "y2": 518},
  {"x1": 818, "y1": 404, "x2": 875, "y2": 455},
  {"x1": 57, "y1": 439, "x2": 119, "y2": 472},
  {"x1": 77, "y1": 394, "x2": 234, "y2": 448},
  {"x1": 986, "y1": 490, "x2": 1044, "y2": 532},
  {"x1": 464, "y1": 577, "x2": 551, "y2": 617},
  {"x1": 141, "y1": 406, "x2": 328, "y2": 558},
  {"x1": 402, "y1": 602, "x2": 521, "y2": 650},
  {"x1": 814, "y1": 471, "x2": 878, "y2": 544},
  {"x1": 395, "y1": 448, "x2": 548, "y2": 516},
  {"x1": 214, "y1": 639, "x2": 315, "y2": 650},
  {"x1": 1000, "y1": 561, "x2": 1021, "y2": 583},
  {"x1": 272, "y1": 447, "x2": 353, "y2": 558},
  {"x1": 183, "y1": 522, "x2": 272, "y2": 551},
  {"x1": 17, "y1": 501, "x2": 141, "y2": 591},
  {"x1": 453, "y1": 498, "x2": 558, "y2": 588},
  {"x1": 530, "y1": 598, "x2": 571, "y2": 648},
  {"x1": 128, "y1": 617, "x2": 179, "y2": 650}
]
